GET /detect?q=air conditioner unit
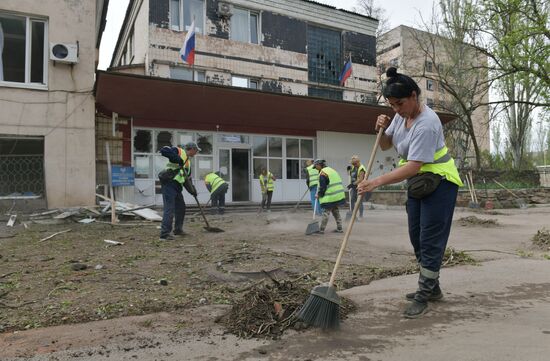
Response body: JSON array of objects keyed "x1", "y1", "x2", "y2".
[
  {"x1": 218, "y1": 2, "x2": 233, "y2": 17},
  {"x1": 49, "y1": 43, "x2": 79, "y2": 64}
]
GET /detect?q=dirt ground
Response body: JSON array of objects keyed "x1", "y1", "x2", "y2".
[{"x1": 1, "y1": 204, "x2": 549, "y2": 360}]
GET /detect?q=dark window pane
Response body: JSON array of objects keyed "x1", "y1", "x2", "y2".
[
  {"x1": 253, "y1": 158, "x2": 267, "y2": 178},
  {"x1": 307, "y1": 25, "x2": 341, "y2": 85},
  {"x1": 286, "y1": 159, "x2": 301, "y2": 179},
  {"x1": 286, "y1": 138, "x2": 299, "y2": 158},
  {"x1": 250, "y1": 13, "x2": 258, "y2": 44},
  {"x1": 253, "y1": 136, "x2": 267, "y2": 156},
  {"x1": 1, "y1": 15, "x2": 26, "y2": 82},
  {"x1": 134, "y1": 130, "x2": 152, "y2": 153},
  {"x1": 301, "y1": 139, "x2": 313, "y2": 158},
  {"x1": 30, "y1": 21, "x2": 45, "y2": 83},
  {"x1": 156, "y1": 131, "x2": 173, "y2": 151},
  {"x1": 269, "y1": 137, "x2": 282, "y2": 157},
  {"x1": 269, "y1": 159, "x2": 282, "y2": 179}
]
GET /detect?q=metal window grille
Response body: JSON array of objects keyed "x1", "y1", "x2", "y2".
[{"x1": 0, "y1": 154, "x2": 44, "y2": 196}]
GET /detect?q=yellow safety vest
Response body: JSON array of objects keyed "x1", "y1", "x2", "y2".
[
  {"x1": 259, "y1": 172, "x2": 274, "y2": 192},
  {"x1": 165, "y1": 147, "x2": 191, "y2": 184},
  {"x1": 348, "y1": 164, "x2": 367, "y2": 183},
  {"x1": 399, "y1": 146, "x2": 463, "y2": 186},
  {"x1": 306, "y1": 164, "x2": 319, "y2": 188},
  {"x1": 319, "y1": 167, "x2": 346, "y2": 204},
  {"x1": 205, "y1": 173, "x2": 226, "y2": 193}
]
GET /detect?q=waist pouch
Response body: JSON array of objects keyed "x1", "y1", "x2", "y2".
[
  {"x1": 407, "y1": 172, "x2": 443, "y2": 199},
  {"x1": 158, "y1": 168, "x2": 179, "y2": 183}
]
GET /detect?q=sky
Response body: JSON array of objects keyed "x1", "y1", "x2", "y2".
[{"x1": 97, "y1": 0, "x2": 436, "y2": 70}]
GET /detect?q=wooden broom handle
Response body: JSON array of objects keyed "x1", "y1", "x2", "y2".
[{"x1": 329, "y1": 127, "x2": 385, "y2": 287}]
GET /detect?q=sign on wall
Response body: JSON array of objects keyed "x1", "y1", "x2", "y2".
[{"x1": 111, "y1": 166, "x2": 135, "y2": 187}]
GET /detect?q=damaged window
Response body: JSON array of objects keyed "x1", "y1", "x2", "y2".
[
  {"x1": 133, "y1": 130, "x2": 152, "y2": 153},
  {"x1": 156, "y1": 131, "x2": 173, "y2": 151}
]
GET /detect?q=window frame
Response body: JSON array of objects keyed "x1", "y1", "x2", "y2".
[
  {"x1": 170, "y1": 0, "x2": 205, "y2": 34},
  {"x1": 230, "y1": 7, "x2": 260, "y2": 44},
  {"x1": 231, "y1": 75, "x2": 259, "y2": 89},
  {"x1": 426, "y1": 79, "x2": 434, "y2": 92},
  {"x1": 425, "y1": 60, "x2": 433, "y2": 73},
  {"x1": 0, "y1": 12, "x2": 48, "y2": 90}
]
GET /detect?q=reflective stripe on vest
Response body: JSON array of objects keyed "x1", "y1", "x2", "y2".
[
  {"x1": 398, "y1": 146, "x2": 463, "y2": 187},
  {"x1": 319, "y1": 167, "x2": 346, "y2": 204},
  {"x1": 166, "y1": 147, "x2": 191, "y2": 184},
  {"x1": 205, "y1": 173, "x2": 225, "y2": 194},
  {"x1": 307, "y1": 164, "x2": 319, "y2": 188},
  {"x1": 260, "y1": 172, "x2": 274, "y2": 191}
]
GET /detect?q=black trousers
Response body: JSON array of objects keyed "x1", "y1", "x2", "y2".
[
  {"x1": 211, "y1": 183, "x2": 228, "y2": 213},
  {"x1": 261, "y1": 191, "x2": 273, "y2": 210}
]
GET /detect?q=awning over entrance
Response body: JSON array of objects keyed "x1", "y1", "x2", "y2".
[{"x1": 95, "y1": 71, "x2": 454, "y2": 136}]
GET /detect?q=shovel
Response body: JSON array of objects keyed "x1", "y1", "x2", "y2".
[
  {"x1": 193, "y1": 195, "x2": 224, "y2": 233},
  {"x1": 305, "y1": 198, "x2": 320, "y2": 235}
]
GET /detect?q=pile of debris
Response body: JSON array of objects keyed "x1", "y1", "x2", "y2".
[
  {"x1": 222, "y1": 279, "x2": 356, "y2": 339},
  {"x1": 457, "y1": 216, "x2": 499, "y2": 227},
  {"x1": 443, "y1": 247, "x2": 477, "y2": 266},
  {"x1": 5, "y1": 196, "x2": 161, "y2": 228},
  {"x1": 532, "y1": 228, "x2": 550, "y2": 250}
]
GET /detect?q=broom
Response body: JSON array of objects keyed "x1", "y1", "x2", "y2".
[{"x1": 297, "y1": 127, "x2": 384, "y2": 329}]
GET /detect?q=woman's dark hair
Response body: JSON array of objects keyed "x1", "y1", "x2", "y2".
[{"x1": 382, "y1": 67, "x2": 421, "y2": 99}]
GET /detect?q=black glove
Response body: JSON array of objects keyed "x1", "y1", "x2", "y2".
[
  {"x1": 347, "y1": 184, "x2": 353, "y2": 190},
  {"x1": 184, "y1": 178, "x2": 197, "y2": 197}
]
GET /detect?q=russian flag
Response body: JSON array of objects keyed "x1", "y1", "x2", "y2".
[
  {"x1": 179, "y1": 20, "x2": 195, "y2": 65},
  {"x1": 339, "y1": 58, "x2": 353, "y2": 86}
]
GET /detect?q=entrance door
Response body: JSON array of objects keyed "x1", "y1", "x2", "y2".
[
  {"x1": 218, "y1": 148, "x2": 232, "y2": 202},
  {"x1": 231, "y1": 149, "x2": 250, "y2": 201}
]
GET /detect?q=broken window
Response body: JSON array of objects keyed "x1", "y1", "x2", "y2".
[
  {"x1": 307, "y1": 25, "x2": 341, "y2": 86},
  {"x1": 133, "y1": 129, "x2": 152, "y2": 153},
  {"x1": 196, "y1": 133, "x2": 212, "y2": 155},
  {"x1": 0, "y1": 13, "x2": 47, "y2": 85},
  {"x1": 156, "y1": 131, "x2": 173, "y2": 151},
  {"x1": 0, "y1": 136, "x2": 44, "y2": 196},
  {"x1": 230, "y1": 8, "x2": 259, "y2": 44}
]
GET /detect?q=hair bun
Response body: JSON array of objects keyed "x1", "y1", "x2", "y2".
[{"x1": 386, "y1": 67, "x2": 398, "y2": 78}]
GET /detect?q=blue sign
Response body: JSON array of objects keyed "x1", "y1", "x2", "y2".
[{"x1": 111, "y1": 166, "x2": 135, "y2": 187}]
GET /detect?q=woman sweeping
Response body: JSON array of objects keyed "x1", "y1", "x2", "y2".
[{"x1": 358, "y1": 67, "x2": 463, "y2": 318}]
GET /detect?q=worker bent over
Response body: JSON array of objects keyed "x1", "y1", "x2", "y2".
[
  {"x1": 204, "y1": 172, "x2": 228, "y2": 215},
  {"x1": 314, "y1": 159, "x2": 346, "y2": 234}
]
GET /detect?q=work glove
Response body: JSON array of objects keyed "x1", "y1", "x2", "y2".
[
  {"x1": 184, "y1": 178, "x2": 197, "y2": 197},
  {"x1": 347, "y1": 184, "x2": 353, "y2": 190}
]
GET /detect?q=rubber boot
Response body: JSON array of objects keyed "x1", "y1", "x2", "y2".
[
  {"x1": 405, "y1": 281, "x2": 443, "y2": 301},
  {"x1": 403, "y1": 269, "x2": 439, "y2": 319}
]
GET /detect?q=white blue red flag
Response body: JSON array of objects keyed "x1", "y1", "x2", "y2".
[
  {"x1": 179, "y1": 20, "x2": 195, "y2": 65},
  {"x1": 339, "y1": 57, "x2": 353, "y2": 86}
]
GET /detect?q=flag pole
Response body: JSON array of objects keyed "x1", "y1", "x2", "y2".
[
  {"x1": 349, "y1": 52, "x2": 357, "y2": 102},
  {"x1": 192, "y1": 15, "x2": 195, "y2": 82}
]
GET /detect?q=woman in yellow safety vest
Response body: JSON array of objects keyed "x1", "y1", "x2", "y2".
[
  {"x1": 259, "y1": 168, "x2": 276, "y2": 212},
  {"x1": 314, "y1": 159, "x2": 346, "y2": 234},
  {"x1": 204, "y1": 172, "x2": 228, "y2": 215},
  {"x1": 358, "y1": 67, "x2": 463, "y2": 319}
]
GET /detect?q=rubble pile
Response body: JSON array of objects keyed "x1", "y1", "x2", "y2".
[{"x1": 222, "y1": 279, "x2": 356, "y2": 339}]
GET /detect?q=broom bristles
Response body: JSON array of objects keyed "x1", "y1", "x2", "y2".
[{"x1": 297, "y1": 285, "x2": 340, "y2": 330}]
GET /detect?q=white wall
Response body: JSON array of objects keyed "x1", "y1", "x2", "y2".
[
  {"x1": 0, "y1": 1, "x2": 97, "y2": 208},
  {"x1": 316, "y1": 131, "x2": 399, "y2": 184}
]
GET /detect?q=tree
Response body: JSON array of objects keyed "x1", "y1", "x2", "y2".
[
  {"x1": 407, "y1": 0, "x2": 490, "y2": 168},
  {"x1": 354, "y1": 0, "x2": 391, "y2": 38},
  {"x1": 480, "y1": 0, "x2": 548, "y2": 169}
]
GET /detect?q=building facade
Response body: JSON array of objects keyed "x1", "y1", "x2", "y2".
[
  {"x1": 377, "y1": 25, "x2": 490, "y2": 165},
  {"x1": 101, "y1": 0, "x2": 405, "y2": 206},
  {"x1": 0, "y1": 1, "x2": 108, "y2": 208}
]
